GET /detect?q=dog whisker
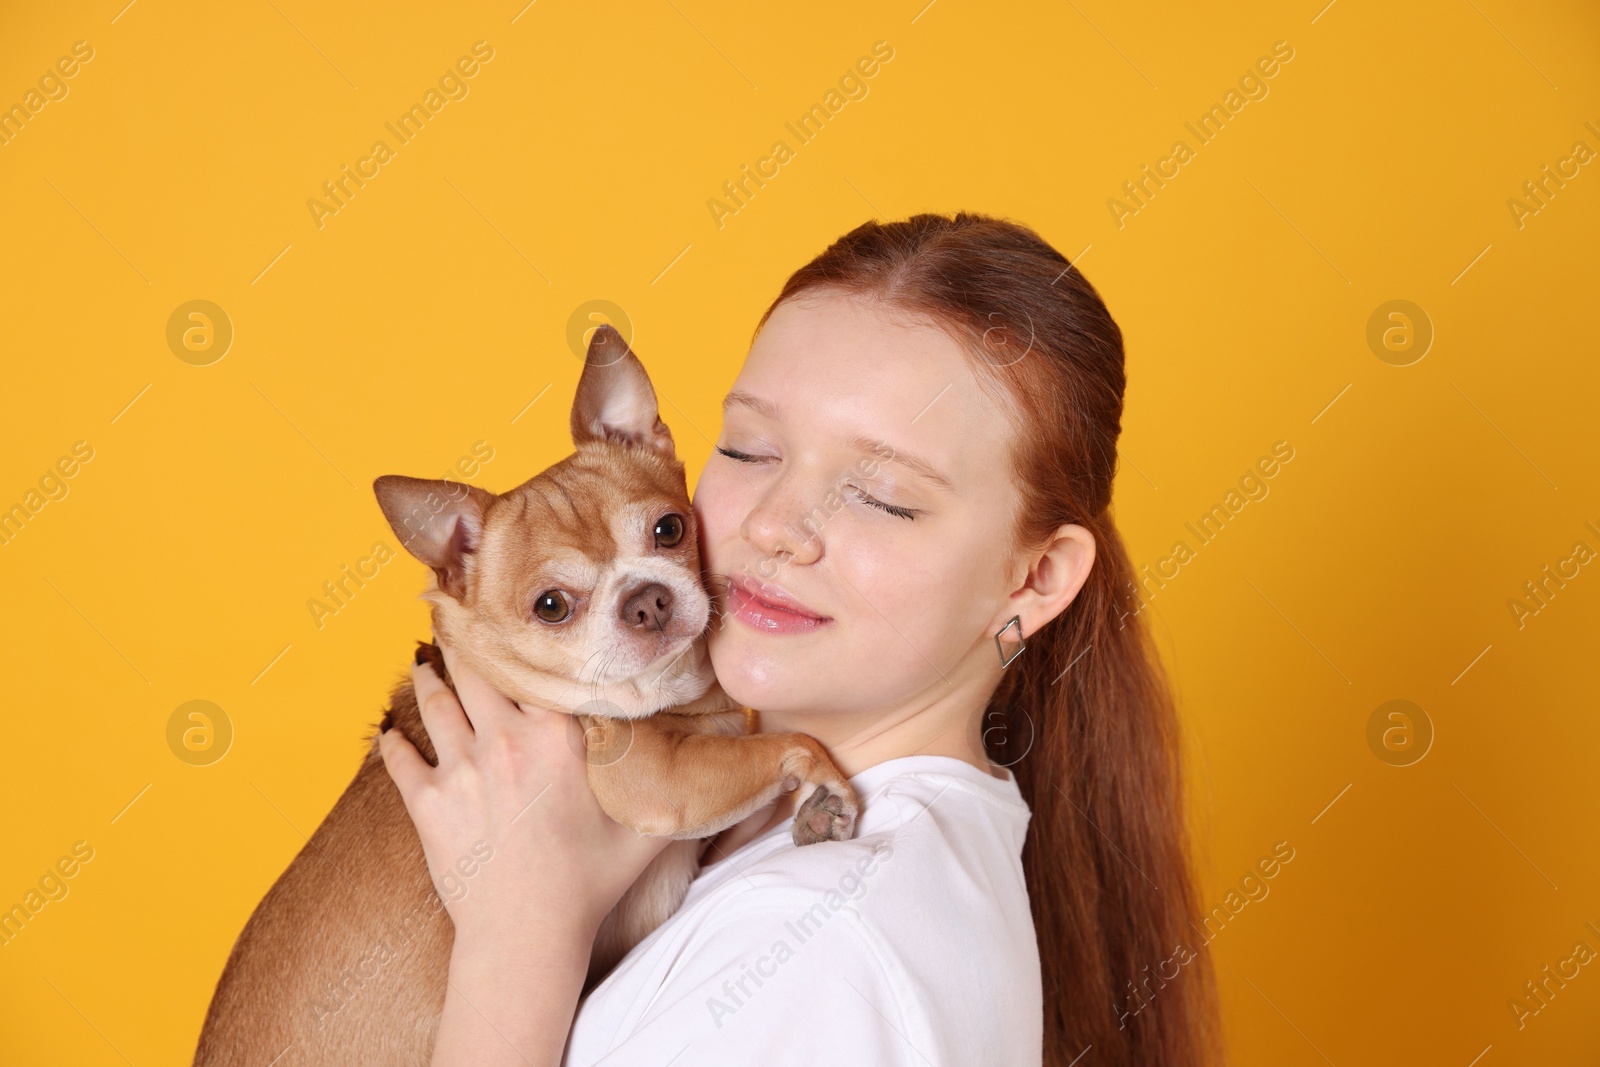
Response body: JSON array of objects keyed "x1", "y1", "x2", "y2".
[
  {"x1": 590, "y1": 646, "x2": 619, "y2": 704},
  {"x1": 577, "y1": 645, "x2": 607, "y2": 682}
]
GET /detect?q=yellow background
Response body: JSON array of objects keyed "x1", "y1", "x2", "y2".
[{"x1": 2, "y1": 1, "x2": 1596, "y2": 1063}]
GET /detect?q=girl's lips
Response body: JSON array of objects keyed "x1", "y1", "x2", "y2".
[{"x1": 726, "y1": 578, "x2": 830, "y2": 634}]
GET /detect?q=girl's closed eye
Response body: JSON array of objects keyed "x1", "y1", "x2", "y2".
[
  {"x1": 847, "y1": 484, "x2": 918, "y2": 520},
  {"x1": 715, "y1": 445, "x2": 769, "y2": 463},
  {"x1": 717, "y1": 442, "x2": 917, "y2": 518}
]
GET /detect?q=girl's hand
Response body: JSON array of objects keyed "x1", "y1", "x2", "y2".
[{"x1": 377, "y1": 637, "x2": 672, "y2": 947}]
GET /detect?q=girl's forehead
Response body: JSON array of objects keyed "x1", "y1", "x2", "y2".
[{"x1": 737, "y1": 294, "x2": 986, "y2": 414}]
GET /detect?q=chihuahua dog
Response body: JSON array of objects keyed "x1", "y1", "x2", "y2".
[{"x1": 193, "y1": 325, "x2": 858, "y2": 1066}]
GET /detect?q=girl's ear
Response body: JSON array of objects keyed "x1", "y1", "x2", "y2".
[
  {"x1": 570, "y1": 324, "x2": 676, "y2": 458},
  {"x1": 994, "y1": 523, "x2": 1097, "y2": 643}
]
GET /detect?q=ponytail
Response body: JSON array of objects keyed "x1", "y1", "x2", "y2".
[{"x1": 990, "y1": 515, "x2": 1220, "y2": 1065}]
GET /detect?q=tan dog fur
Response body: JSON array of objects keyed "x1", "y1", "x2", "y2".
[{"x1": 193, "y1": 326, "x2": 858, "y2": 1066}]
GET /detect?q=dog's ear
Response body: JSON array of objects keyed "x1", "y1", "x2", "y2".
[
  {"x1": 373, "y1": 475, "x2": 497, "y2": 600},
  {"x1": 571, "y1": 324, "x2": 676, "y2": 458}
]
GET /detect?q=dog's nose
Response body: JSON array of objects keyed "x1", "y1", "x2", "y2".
[{"x1": 620, "y1": 582, "x2": 674, "y2": 630}]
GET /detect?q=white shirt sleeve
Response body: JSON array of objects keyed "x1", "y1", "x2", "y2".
[{"x1": 572, "y1": 893, "x2": 936, "y2": 1066}]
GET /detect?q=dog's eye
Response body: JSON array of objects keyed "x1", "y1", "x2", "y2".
[
  {"x1": 654, "y1": 513, "x2": 685, "y2": 548},
  {"x1": 533, "y1": 590, "x2": 571, "y2": 623}
]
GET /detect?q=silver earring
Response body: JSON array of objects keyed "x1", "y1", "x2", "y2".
[{"x1": 995, "y1": 616, "x2": 1025, "y2": 669}]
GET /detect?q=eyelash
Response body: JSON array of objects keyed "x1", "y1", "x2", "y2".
[
  {"x1": 717, "y1": 447, "x2": 917, "y2": 521},
  {"x1": 849, "y1": 486, "x2": 917, "y2": 520}
]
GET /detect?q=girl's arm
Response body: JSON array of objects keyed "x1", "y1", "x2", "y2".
[{"x1": 379, "y1": 638, "x2": 672, "y2": 1067}]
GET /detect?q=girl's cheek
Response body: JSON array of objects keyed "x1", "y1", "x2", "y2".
[
  {"x1": 694, "y1": 473, "x2": 748, "y2": 564},
  {"x1": 832, "y1": 527, "x2": 898, "y2": 602},
  {"x1": 692, "y1": 468, "x2": 733, "y2": 535},
  {"x1": 844, "y1": 524, "x2": 971, "y2": 623}
]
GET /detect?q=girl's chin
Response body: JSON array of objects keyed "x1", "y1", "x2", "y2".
[
  {"x1": 707, "y1": 641, "x2": 807, "y2": 707},
  {"x1": 707, "y1": 657, "x2": 782, "y2": 702}
]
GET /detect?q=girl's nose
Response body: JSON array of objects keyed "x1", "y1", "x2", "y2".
[{"x1": 740, "y1": 481, "x2": 824, "y2": 567}]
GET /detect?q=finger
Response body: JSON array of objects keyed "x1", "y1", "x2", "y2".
[
  {"x1": 411, "y1": 657, "x2": 475, "y2": 761},
  {"x1": 377, "y1": 726, "x2": 431, "y2": 799},
  {"x1": 513, "y1": 697, "x2": 559, "y2": 723},
  {"x1": 439, "y1": 638, "x2": 522, "y2": 737}
]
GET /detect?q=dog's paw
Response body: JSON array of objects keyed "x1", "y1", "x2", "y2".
[{"x1": 791, "y1": 783, "x2": 858, "y2": 845}]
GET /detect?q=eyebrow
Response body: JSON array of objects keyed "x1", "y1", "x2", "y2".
[
  {"x1": 722, "y1": 390, "x2": 778, "y2": 419},
  {"x1": 721, "y1": 391, "x2": 953, "y2": 491},
  {"x1": 852, "y1": 435, "x2": 954, "y2": 492}
]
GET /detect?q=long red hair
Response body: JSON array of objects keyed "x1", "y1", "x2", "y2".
[{"x1": 754, "y1": 212, "x2": 1221, "y2": 1066}]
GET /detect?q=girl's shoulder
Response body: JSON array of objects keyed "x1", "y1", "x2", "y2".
[
  {"x1": 563, "y1": 755, "x2": 1043, "y2": 1067},
  {"x1": 695, "y1": 752, "x2": 1033, "y2": 914},
  {"x1": 709, "y1": 752, "x2": 1039, "y2": 974}
]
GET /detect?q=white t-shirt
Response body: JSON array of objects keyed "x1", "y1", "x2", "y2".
[{"x1": 562, "y1": 753, "x2": 1042, "y2": 1066}]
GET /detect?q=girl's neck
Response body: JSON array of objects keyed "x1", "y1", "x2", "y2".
[
  {"x1": 755, "y1": 671, "x2": 1002, "y2": 779},
  {"x1": 701, "y1": 682, "x2": 1006, "y2": 867}
]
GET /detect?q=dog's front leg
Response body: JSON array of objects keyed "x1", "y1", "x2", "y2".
[{"x1": 582, "y1": 716, "x2": 858, "y2": 846}]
